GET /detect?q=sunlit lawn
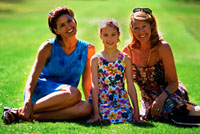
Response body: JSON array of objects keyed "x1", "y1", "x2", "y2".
[{"x1": 0, "y1": 0, "x2": 200, "y2": 133}]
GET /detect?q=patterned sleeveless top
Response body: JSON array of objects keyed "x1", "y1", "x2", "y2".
[
  {"x1": 132, "y1": 60, "x2": 189, "y2": 120},
  {"x1": 89, "y1": 52, "x2": 133, "y2": 123}
]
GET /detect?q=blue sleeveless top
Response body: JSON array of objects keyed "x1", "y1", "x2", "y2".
[{"x1": 29, "y1": 38, "x2": 88, "y2": 103}]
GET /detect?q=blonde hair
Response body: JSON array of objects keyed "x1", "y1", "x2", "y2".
[{"x1": 128, "y1": 11, "x2": 162, "y2": 49}]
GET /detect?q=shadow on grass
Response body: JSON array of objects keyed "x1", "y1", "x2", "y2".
[
  {"x1": 132, "y1": 121, "x2": 155, "y2": 128},
  {"x1": 76, "y1": 120, "x2": 111, "y2": 127},
  {"x1": 31, "y1": 119, "x2": 111, "y2": 127},
  {"x1": 151, "y1": 120, "x2": 200, "y2": 128}
]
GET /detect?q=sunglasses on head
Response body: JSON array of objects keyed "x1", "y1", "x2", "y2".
[
  {"x1": 133, "y1": 8, "x2": 152, "y2": 14},
  {"x1": 48, "y1": 6, "x2": 65, "y2": 16}
]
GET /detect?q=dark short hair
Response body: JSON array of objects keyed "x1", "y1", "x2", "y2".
[{"x1": 48, "y1": 6, "x2": 76, "y2": 40}]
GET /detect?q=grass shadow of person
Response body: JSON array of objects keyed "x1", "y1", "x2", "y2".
[{"x1": 132, "y1": 121, "x2": 155, "y2": 128}]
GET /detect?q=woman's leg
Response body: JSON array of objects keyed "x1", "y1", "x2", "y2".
[
  {"x1": 33, "y1": 101, "x2": 92, "y2": 121},
  {"x1": 33, "y1": 86, "x2": 81, "y2": 113}
]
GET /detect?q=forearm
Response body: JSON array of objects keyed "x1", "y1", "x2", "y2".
[
  {"x1": 128, "y1": 87, "x2": 139, "y2": 116},
  {"x1": 82, "y1": 78, "x2": 91, "y2": 100},
  {"x1": 24, "y1": 76, "x2": 38, "y2": 103},
  {"x1": 159, "y1": 80, "x2": 178, "y2": 101},
  {"x1": 92, "y1": 88, "x2": 99, "y2": 116}
]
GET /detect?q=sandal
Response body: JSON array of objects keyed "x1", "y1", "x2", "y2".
[{"x1": 2, "y1": 107, "x2": 19, "y2": 124}]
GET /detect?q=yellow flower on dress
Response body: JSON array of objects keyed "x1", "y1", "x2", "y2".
[
  {"x1": 98, "y1": 73, "x2": 103, "y2": 78},
  {"x1": 98, "y1": 83, "x2": 103, "y2": 89},
  {"x1": 105, "y1": 79, "x2": 110, "y2": 84},
  {"x1": 117, "y1": 70, "x2": 121, "y2": 75},
  {"x1": 102, "y1": 65, "x2": 107, "y2": 70},
  {"x1": 122, "y1": 93, "x2": 128, "y2": 99},
  {"x1": 108, "y1": 87, "x2": 114, "y2": 94},
  {"x1": 106, "y1": 64, "x2": 114, "y2": 72},
  {"x1": 108, "y1": 112, "x2": 117, "y2": 120},
  {"x1": 121, "y1": 59, "x2": 126, "y2": 67},
  {"x1": 100, "y1": 92, "x2": 107, "y2": 101},
  {"x1": 110, "y1": 68, "x2": 118, "y2": 77}
]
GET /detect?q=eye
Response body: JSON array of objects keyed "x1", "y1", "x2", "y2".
[
  {"x1": 103, "y1": 33, "x2": 108, "y2": 37},
  {"x1": 134, "y1": 27, "x2": 139, "y2": 30},
  {"x1": 142, "y1": 25, "x2": 147, "y2": 28},
  {"x1": 60, "y1": 23, "x2": 65, "y2": 27},
  {"x1": 112, "y1": 33, "x2": 116, "y2": 36},
  {"x1": 68, "y1": 19, "x2": 72, "y2": 23}
]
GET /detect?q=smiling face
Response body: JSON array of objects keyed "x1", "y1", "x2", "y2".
[
  {"x1": 54, "y1": 14, "x2": 77, "y2": 39},
  {"x1": 131, "y1": 19, "x2": 151, "y2": 43},
  {"x1": 100, "y1": 25, "x2": 120, "y2": 49}
]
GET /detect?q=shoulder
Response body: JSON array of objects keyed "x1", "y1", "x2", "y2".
[
  {"x1": 38, "y1": 40, "x2": 52, "y2": 54},
  {"x1": 124, "y1": 53, "x2": 131, "y2": 64},
  {"x1": 91, "y1": 54, "x2": 98, "y2": 64},
  {"x1": 87, "y1": 43, "x2": 95, "y2": 59},
  {"x1": 87, "y1": 43, "x2": 95, "y2": 52},
  {"x1": 79, "y1": 40, "x2": 94, "y2": 49},
  {"x1": 122, "y1": 45, "x2": 130, "y2": 53},
  {"x1": 158, "y1": 41, "x2": 173, "y2": 58},
  {"x1": 120, "y1": 51, "x2": 130, "y2": 61},
  {"x1": 79, "y1": 40, "x2": 95, "y2": 57}
]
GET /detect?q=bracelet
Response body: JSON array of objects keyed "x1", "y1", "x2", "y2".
[{"x1": 164, "y1": 90, "x2": 171, "y2": 96}]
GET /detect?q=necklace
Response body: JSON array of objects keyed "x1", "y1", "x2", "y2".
[{"x1": 139, "y1": 49, "x2": 151, "y2": 67}]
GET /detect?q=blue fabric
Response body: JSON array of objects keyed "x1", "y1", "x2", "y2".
[{"x1": 24, "y1": 38, "x2": 88, "y2": 103}]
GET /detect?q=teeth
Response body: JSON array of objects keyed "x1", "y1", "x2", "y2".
[
  {"x1": 68, "y1": 28, "x2": 73, "y2": 33},
  {"x1": 140, "y1": 35, "x2": 146, "y2": 38},
  {"x1": 107, "y1": 42, "x2": 114, "y2": 45}
]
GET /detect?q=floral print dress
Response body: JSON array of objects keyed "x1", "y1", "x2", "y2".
[
  {"x1": 89, "y1": 52, "x2": 133, "y2": 123},
  {"x1": 132, "y1": 60, "x2": 193, "y2": 121}
]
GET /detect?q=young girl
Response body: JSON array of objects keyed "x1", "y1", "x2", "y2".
[{"x1": 87, "y1": 18, "x2": 141, "y2": 123}]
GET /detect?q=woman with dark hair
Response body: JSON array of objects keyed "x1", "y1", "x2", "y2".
[
  {"x1": 123, "y1": 8, "x2": 200, "y2": 125},
  {"x1": 2, "y1": 6, "x2": 95, "y2": 124}
]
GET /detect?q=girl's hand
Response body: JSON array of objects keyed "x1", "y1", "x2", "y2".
[
  {"x1": 87, "y1": 114, "x2": 101, "y2": 123},
  {"x1": 133, "y1": 114, "x2": 145, "y2": 123},
  {"x1": 20, "y1": 101, "x2": 33, "y2": 121}
]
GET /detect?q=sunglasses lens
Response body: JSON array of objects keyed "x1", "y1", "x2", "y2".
[
  {"x1": 133, "y1": 8, "x2": 152, "y2": 14},
  {"x1": 143, "y1": 8, "x2": 152, "y2": 14},
  {"x1": 133, "y1": 8, "x2": 141, "y2": 13}
]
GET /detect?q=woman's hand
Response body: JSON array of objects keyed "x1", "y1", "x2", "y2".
[
  {"x1": 151, "y1": 93, "x2": 166, "y2": 118},
  {"x1": 87, "y1": 114, "x2": 101, "y2": 123},
  {"x1": 20, "y1": 101, "x2": 33, "y2": 121}
]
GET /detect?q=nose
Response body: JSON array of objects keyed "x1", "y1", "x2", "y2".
[
  {"x1": 139, "y1": 27, "x2": 145, "y2": 33},
  {"x1": 107, "y1": 36, "x2": 113, "y2": 41}
]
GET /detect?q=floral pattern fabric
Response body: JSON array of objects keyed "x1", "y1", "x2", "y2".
[
  {"x1": 89, "y1": 52, "x2": 133, "y2": 123},
  {"x1": 132, "y1": 60, "x2": 190, "y2": 120}
]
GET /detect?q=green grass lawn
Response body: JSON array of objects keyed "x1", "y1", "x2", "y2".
[{"x1": 0, "y1": 0, "x2": 200, "y2": 133}]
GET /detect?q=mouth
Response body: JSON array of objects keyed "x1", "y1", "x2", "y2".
[
  {"x1": 67, "y1": 28, "x2": 74, "y2": 33},
  {"x1": 139, "y1": 34, "x2": 147, "y2": 38},
  {"x1": 106, "y1": 42, "x2": 114, "y2": 45}
]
